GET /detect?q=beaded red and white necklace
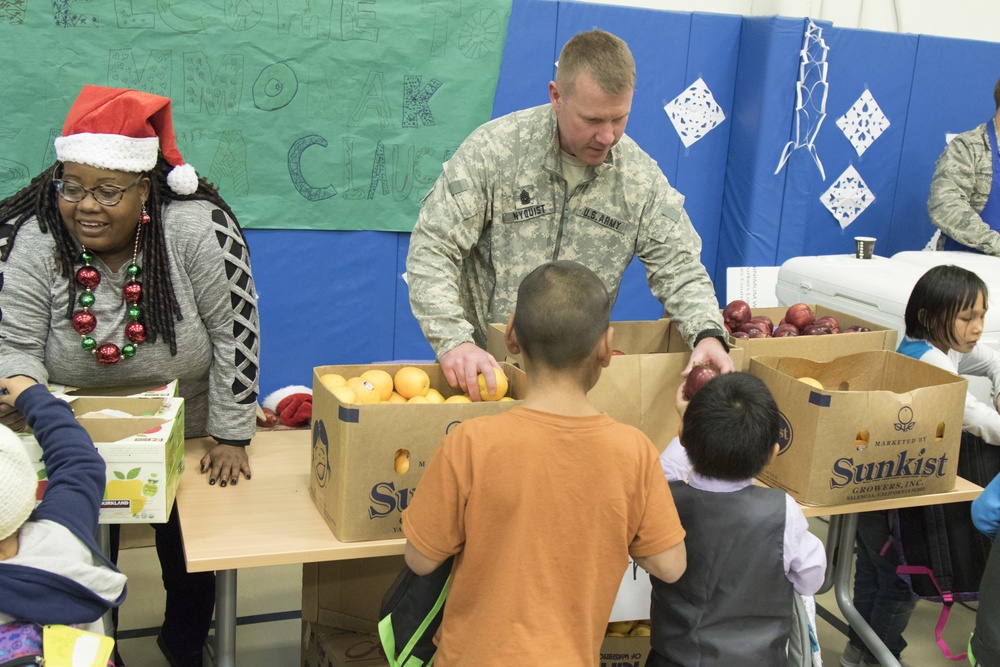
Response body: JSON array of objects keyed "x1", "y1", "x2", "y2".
[{"x1": 71, "y1": 224, "x2": 147, "y2": 365}]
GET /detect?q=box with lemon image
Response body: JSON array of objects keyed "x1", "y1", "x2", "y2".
[
  {"x1": 310, "y1": 362, "x2": 526, "y2": 542},
  {"x1": 18, "y1": 395, "x2": 185, "y2": 524}
]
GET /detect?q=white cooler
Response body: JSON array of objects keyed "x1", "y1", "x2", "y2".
[{"x1": 775, "y1": 250, "x2": 1000, "y2": 400}]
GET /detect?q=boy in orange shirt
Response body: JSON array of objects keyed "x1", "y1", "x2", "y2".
[{"x1": 402, "y1": 260, "x2": 687, "y2": 666}]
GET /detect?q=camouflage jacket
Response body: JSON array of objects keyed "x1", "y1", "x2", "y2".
[
  {"x1": 406, "y1": 104, "x2": 724, "y2": 357},
  {"x1": 928, "y1": 122, "x2": 1000, "y2": 255}
]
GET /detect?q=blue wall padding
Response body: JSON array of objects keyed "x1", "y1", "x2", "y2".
[
  {"x1": 492, "y1": 0, "x2": 559, "y2": 117},
  {"x1": 776, "y1": 26, "x2": 919, "y2": 260},
  {"x1": 717, "y1": 16, "x2": 806, "y2": 283},
  {"x1": 887, "y1": 35, "x2": 1000, "y2": 254},
  {"x1": 246, "y1": 229, "x2": 400, "y2": 395}
]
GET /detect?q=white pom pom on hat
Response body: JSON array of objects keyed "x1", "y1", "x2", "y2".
[
  {"x1": 0, "y1": 423, "x2": 37, "y2": 542},
  {"x1": 54, "y1": 85, "x2": 199, "y2": 195}
]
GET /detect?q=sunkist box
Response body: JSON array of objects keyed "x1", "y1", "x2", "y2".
[
  {"x1": 726, "y1": 305, "x2": 897, "y2": 371},
  {"x1": 600, "y1": 634, "x2": 651, "y2": 667},
  {"x1": 300, "y1": 622, "x2": 388, "y2": 667},
  {"x1": 487, "y1": 319, "x2": 744, "y2": 452},
  {"x1": 750, "y1": 351, "x2": 967, "y2": 506},
  {"x1": 310, "y1": 362, "x2": 527, "y2": 542},
  {"x1": 18, "y1": 395, "x2": 185, "y2": 523}
]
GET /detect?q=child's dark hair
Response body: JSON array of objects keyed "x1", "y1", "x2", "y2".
[
  {"x1": 681, "y1": 372, "x2": 779, "y2": 481},
  {"x1": 904, "y1": 265, "x2": 987, "y2": 348},
  {"x1": 512, "y1": 260, "x2": 611, "y2": 369}
]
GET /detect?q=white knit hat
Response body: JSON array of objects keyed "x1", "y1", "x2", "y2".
[
  {"x1": 54, "y1": 85, "x2": 199, "y2": 195},
  {"x1": 0, "y1": 424, "x2": 37, "y2": 542}
]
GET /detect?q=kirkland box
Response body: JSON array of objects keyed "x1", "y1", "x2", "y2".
[
  {"x1": 486, "y1": 319, "x2": 744, "y2": 452},
  {"x1": 301, "y1": 622, "x2": 388, "y2": 667},
  {"x1": 19, "y1": 395, "x2": 185, "y2": 523},
  {"x1": 750, "y1": 351, "x2": 966, "y2": 506},
  {"x1": 310, "y1": 363, "x2": 526, "y2": 542},
  {"x1": 726, "y1": 304, "x2": 897, "y2": 371}
]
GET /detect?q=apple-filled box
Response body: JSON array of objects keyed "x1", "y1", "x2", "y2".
[
  {"x1": 725, "y1": 305, "x2": 897, "y2": 371},
  {"x1": 486, "y1": 319, "x2": 743, "y2": 452},
  {"x1": 18, "y1": 394, "x2": 185, "y2": 523},
  {"x1": 301, "y1": 622, "x2": 388, "y2": 667},
  {"x1": 310, "y1": 362, "x2": 527, "y2": 542},
  {"x1": 750, "y1": 351, "x2": 966, "y2": 506}
]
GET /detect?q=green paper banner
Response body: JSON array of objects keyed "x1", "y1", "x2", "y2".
[{"x1": 0, "y1": 1, "x2": 511, "y2": 231}]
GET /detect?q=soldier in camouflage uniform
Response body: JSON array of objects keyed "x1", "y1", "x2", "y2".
[
  {"x1": 928, "y1": 76, "x2": 1000, "y2": 255},
  {"x1": 406, "y1": 29, "x2": 730, "y2": 400}
]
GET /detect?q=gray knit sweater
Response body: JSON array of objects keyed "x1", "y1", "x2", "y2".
[{"x1": 0, "y1": 199, "x2": 260, "y2": 441}]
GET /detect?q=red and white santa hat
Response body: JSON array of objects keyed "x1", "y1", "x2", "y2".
[{"x1": 54, "y1": 85, "x2": 199, "y2": 195}]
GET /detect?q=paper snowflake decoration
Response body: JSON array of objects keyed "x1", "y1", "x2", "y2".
[
  {"x1": 821, "y1": 165, "x2": 875, "y2": 228},
  {"x1": 664, "y1": 77, "x2": 725, "y2": 148},
  {"x1": 775, "y1": 20, "x2": 828, "y2": 179},
  {"x1": 836, "y1": 89, "x2": 890, "y2": 157}
]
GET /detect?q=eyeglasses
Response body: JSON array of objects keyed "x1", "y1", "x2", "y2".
[{"x1": 53, "y1": 174, "x2": 144, "y2": 206}]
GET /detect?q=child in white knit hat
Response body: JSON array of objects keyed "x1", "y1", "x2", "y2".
[{"x1": 0, "y1": 375, "x2": 127, "y2": 637}]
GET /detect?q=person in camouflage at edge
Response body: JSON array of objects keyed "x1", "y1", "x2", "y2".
[
  {"x1": 406, "y1": 29, "x2": 731, "y2": 401},
  {"x1": 929, "y1": 75, "x2": 1000, "y2": 255}
]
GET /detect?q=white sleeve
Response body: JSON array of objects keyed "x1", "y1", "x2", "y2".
[
  {"x1": 659, "y1": 436, "x2": 692, "y2": 482},
  {"x1": 920, "y1": 347, "x2": 1000, "y2": 446}
]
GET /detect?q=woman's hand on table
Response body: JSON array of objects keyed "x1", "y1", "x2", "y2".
[{"x1": 200, "y1": 443, "x2": 252, "y2": 487}]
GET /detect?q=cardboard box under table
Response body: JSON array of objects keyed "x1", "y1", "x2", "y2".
[
  {"x1": 18, "y1": 395, "x2": 185, "y2": 523},
  {"x1": 301, "y1": 622, "x2": 388, "y2": 667},
  {"x1": 750, "y1": 351, "x2": 966, "y2": 506},
  {"x1": 726, "y1": 305, "x2": 897, "y2": 371},
  {"x1": 310, "y1": 362, "x2": 527, "y2": 542},
  {"x1": 486, "y1": 319, "x2": 744, "y2": 452},
  {"x1": 600, "y1": 634, "x2": 651, "y2": 667}
]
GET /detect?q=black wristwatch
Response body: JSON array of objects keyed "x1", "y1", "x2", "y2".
[{"x1": 693, "y1": 328, "x2": 730, "y2": 353}]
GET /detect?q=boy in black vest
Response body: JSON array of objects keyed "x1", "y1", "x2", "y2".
[{"x1": 648, "y1": 372, "x2": 826, "y2": 666}]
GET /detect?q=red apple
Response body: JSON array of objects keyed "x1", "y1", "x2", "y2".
[
  {"x1": 748, "y1": 329, "x2": 770, "y2": 338},
  {"x1": 611, "y1": 349, "x2": 625, "y2": 356},
  {"x1": 772, "y1": 324, "x2": 799, "y2": 337},
  {"x1": 803, "y1": 323, "x2": 832, "y2": 335},
  {"x1": 731, "y1": 331, "x2": 750, "y2": 339},
  {"x1": 739, "y1": 321, "x2": 765, "y2": 336},
  {"x1": 814, "y1": 315, "x2": 840, "y2": 334},
  {"x1": 723, "y1": 300, "x2": 752, "y2": 330},
  {"x1": 785, "y1": 303, "x2": 815, "y2": 331},
  {"x1": 845, "y1": 324, "x2": 871, "y2": 333},
  {"x1": 750, "y1": 315, "x2": 774, "y2": 335},
  {"x1": 684, "y1": 364, "x2": 720, "y2": 400}
]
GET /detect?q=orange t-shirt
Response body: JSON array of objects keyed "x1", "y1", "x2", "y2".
[{"x1": 402, "y1": 407, "x2": 685, "y2": 666}]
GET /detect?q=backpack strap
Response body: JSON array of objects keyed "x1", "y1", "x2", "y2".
[
  {"x1": 378, "y1": 571, "x2": 452, "y2": 667},
  {"x1": 895, "y1": 564, "x2": 967, "y2": 661}
]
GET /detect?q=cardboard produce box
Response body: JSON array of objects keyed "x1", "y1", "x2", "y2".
[
  {"x1": 301, "y1": 623, "x2": 388, "y2": 667},
  {"x1": 301, "y1": 555, "x2": 406, "y2": 634},
  {"x1": 600, "y1": 633, "x2": 651, "y2": 667},
  {"x1": 18, "y1": 395, "x2": 185, "y2": 523},
  {"x1": 48, "y1": 379, "x2": 179, "y2": 399},
  {"x1": 310, "y1": 363, "x2": 526, "y2": 542},
  {"x1": 750, "y1": 351, "x2": 966, "y2": 506},
  {"x1": 486, "y1": 319, "x2": 744, "y2": 452},
  {"x1": 726, "y1": 305, "x2": 897, "y2": 371}
]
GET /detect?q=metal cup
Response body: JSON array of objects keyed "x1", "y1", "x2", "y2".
[{"x1": 854, "y1": 236, "x2": 876, "y2": 259}]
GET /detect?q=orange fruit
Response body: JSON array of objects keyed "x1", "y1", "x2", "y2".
[
  {"x1": 444, "y1": 394, "x2": 472, "y2": 404},
  {"x1": 394, "y1": 366, "x2": 430, "y2": 399},
  {"x1": 361, "y1": 369, "x2": 394, "y2": 401},
  {"x1": 477, "y1": 367, "x2": 508, "y2": 401},
  {"x1": 385, "y1": 392, "x2": 407, "y2": 404},
  {"x1": 407, "y1": 395, "x2": 430, "y2": 404},
  {"x1": 329, "y1": 385, "x2": 357, "y2": 404},
  {"x1": 425, "y1": 388, "x2": 445, "y2": 404},
  {"x1": 320, "y1": 373, "x2": 347, "y2": 391},
  {"x1": 797, "y1": 376, "x2": 824, "y2": 390},
  {"x1": 498, "y1": 396, "x2": 515, "y2": 402},
  {"x1": 346, "y1": 377, "x2": 380, "y2": 404}
]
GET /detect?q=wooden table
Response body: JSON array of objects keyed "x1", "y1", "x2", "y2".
[
  {"x1": 790, "y1": 478, "x2": 983, "y2": 667},
  {"x1": 178, "y1": 428, "x2": 983, "y2": 667},
  {"x1": 175, "y1": 429, "x2": 404, "y2": 667}
]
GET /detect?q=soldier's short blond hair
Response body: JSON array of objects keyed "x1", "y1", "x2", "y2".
[
  {"x1": 556, "y1": 30, "x2": 635, "y2": 97},
  {"x1": 512, "y1": 261, "x2": 611, "y2": 370}
]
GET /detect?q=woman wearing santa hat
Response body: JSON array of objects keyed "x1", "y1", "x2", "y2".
[{"x1": 0, "y1": 85, "x2": 261, "y2": 667}]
